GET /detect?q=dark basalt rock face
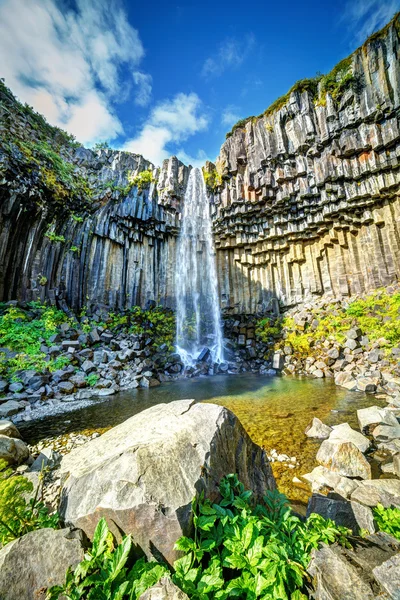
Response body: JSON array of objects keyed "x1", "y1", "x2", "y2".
[
  {"x1": 1, "y1": 17, "x2": 400, "y2": 314},
  {"x1": 209, "y1": 17, "x2": 400, "y2": 313},
  {"x1": 0, "y1": 85, "x2": 189, "y2": 311}
]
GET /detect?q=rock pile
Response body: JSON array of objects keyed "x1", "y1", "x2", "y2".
[{"x1": 302, "y1": 407, "x2": 400, "y2": 535}]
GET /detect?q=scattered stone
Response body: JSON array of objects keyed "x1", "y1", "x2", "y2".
[
  {"x1": 357, "y1": 406, "x2": 399, "y2": 433},
  {"x1": 138, "y1": 577, "x2": 189, "y2": 600},
  {"x1": 58, "y1": 381, "x2": 75, "y2": 394},
  {"x1": 0, "y1": 434, "x2": 29, "y2": 465},
  {"x1": 308, "y1": 532, "x2": 400, "y2": 600},
  {"x1": 372, "y1": 423, "x2": 400, "y2": 442},
  {"x1": 316, "y1": 439, "x2": 371, "y2": 479},
  {"x1": 0, "y1": 527, "x2": 86, "y2": 600},
  {"x1": 0, "y1": 420, "x2": 21, "y2": 439},
  {"x1": 350, "y1": 479, "x2": 400, "y2": 508},
  {"x1": 329, "y1": 422, "x2": 370, "y2": 453},
  {"x1": 307, "y1": 493, "x2": 375, "y2": 535},
  {"x1": 305, "y1": 417, "x2": 332, "y2": 439},
  {"x1": 0, "y1": 400, "x2": 21, "y2": 418},
  {"x1": 29, "y1": 447, "x2": 62, "y2": 472}
]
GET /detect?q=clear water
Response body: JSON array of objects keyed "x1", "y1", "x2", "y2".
[
  {"x1": 175, "y1": 167, "x2": 223, "y2": 365},
  {"x1": 19, "y1": 374, "x2": 383, "y2": 505}
]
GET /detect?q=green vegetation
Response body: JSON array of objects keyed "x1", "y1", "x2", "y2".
[
  {"x1": 93, "y1": 141, "x2": 111, "y2": 151},
  {"x1": 45, "y1": 230, "x2": 66, "y2": 243},
  {"x1": 71, "y1": 214, "x2": 84, "y2": 223},
  {"x1": 128, "y1": 169, "x2": 154, "y2": 191},
  {"x1": 70, "y1": 246, "x2": 80, "y2": 254},
  {"x1": 0, "y1": 304, "x2": 71, "y2": 379},
  {"x1": 0, "y1": 471, "x2": 398, "y2": 598},
  {"x1": 48, "y1": 475, "x2": 353, "y2": 600},
  {"x1": 85, "y1": 373, "x2": 100, "y2": 387},
  {"x1": 15, "y1": 138, "x2": 92, "y2": 205},
  {"x1": 0, "y1": 79, "x2": 79, "y2": 149},
  {"x1": 118, "y1": 306, "x2": 175, "y2": 350},
  {"x1": 226, "y1": 13, "x2": 400, "y2": 139},
  {"x1": 171, "y1": 474, "x2": 350, "y2": 600},
  {"x1": 255, "y1": 317, "x2": 283, "y2": 344},
  {"x1": 203, "y1": 168, "x2": 223, "y2": 191},
  {"x1": 47, "y1": 518, "x2": 168, "y2": 600},
  {"x1": 256, "y1": 289, "x2": 400, "y2": 359},
  {"x1": 316, "y1": 57, "x2": 353, "y2": 107},
  {"x1": 373, "y1": 504, "x2": 400, "y2": 540},
  {"x1": 0, "y1": 460, "x2": 59, "y2": 547}
]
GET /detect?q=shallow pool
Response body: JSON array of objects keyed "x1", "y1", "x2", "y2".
[{"x1": 19, "y1": 374, "x2": 383, "y2": 504}]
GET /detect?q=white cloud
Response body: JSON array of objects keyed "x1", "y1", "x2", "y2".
[
  {"x1": 123, "y1": 93, "x2": 209, "y2": 166},
  {"x1": 133, "y1": 72, "x2": 152, "y2": 106},
  {"x1": 201, "y1": 34, "x2": 255, "y2": 78},
  {"x1": 0, "y1": 0, "x2": 151, "y2": 144},
  {"x1": 342, "y1": 0, "x2": 400, "y2": 44},
  {"x1": 221, "y1": 105, "x2": 242, "y2": 127}
]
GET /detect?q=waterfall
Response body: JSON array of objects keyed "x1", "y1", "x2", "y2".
[{"x1": 175, "y1": 167, "x2": 224, "y2": 366}]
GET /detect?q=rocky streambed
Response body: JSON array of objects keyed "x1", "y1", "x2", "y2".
[{"x1": 1, "y1": 395, "x2": 400, "y2": 599}]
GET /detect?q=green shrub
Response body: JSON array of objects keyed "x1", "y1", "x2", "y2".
[
  {"x1": 0, "y1": 305, "x2": 70, "y2": 379},
  {"x1": 172, "y1": 474, "x2": 351, "y2": 599},
  {"x1": 129, "y1": 170, "x2": 154, "y2": 191},
  {"x1": 86, "y1": 373, "x2": 99, "y2": 387},
  {"x1": 47, "y1": 518, "x2": 168, "y2": 600},
  {"x1": 373, "y1": 504, "x2": 400, "y2": 540},
  {"x1": 255, "y1": 317, "x2": 283, "y2": 343},
  {"x1": 0, "y1": 460, "x2": 59, "y2": 547},
  {"x1": 45, "y1": 230, "x2": 66, "y2": 243}
]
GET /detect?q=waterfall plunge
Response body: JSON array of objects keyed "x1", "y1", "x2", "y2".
[{"x1": 175, "y1": 167, "x2": 224, "y2": 366}]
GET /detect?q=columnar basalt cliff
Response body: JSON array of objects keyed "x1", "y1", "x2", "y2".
[
  {"x1": 1, "y1": 16, "x2": 400, "y2": 315},
  {"x1": 0, "y1": 83, "x2": 189, "y2": 311},
  {"x1": 207, "y1": 16, "x2": 400, "y2": 313}
]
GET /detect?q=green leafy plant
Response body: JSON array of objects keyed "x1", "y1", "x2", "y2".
[
  {"x1": 128, "y1": 170, "x2": 154, "y2": 191},
  {"x1": 0, "y1": 305, "x2": 70, "y2": 379},
  {"x1": 0, "y1": 460, "x2": 59, "y2": 547},
  {"x1": 373, "y1": 504, "x2": 400, "y2": 540},
  {"x1": 47, "y1": 518, "x2": 168, "y2": 600},
  {"x1": 172, "y1": 474, "x2": 351, "y2": 599},
  {"x1": 45, "y1": 230, "x2": 66, "y2": 243},
  {"x1": 85, "y1": 373, "x2": 99, "y2": 387}
]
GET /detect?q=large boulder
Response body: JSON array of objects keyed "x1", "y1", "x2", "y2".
[
  {"x1": 139, "y1": 577, "x2": 189, "y2": 600},
  {"x1": 0, "y1": 527, "x2": 85, "y2": 600},
  {"x1": 0, "y1": 434, "x2": 29, "y2": 465},
  {"x1": 308, "y1": 532, "x2": 400, "y2": 600},
  {"x1": 59, "y1": 400, "x2": 275, "y2": 565},
  {"x1": 316, "y1": 439, "x2": 371, "y2": 479}
]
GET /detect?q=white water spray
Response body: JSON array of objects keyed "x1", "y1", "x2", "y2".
[{"x1": 175, "y1": 168, "x2": 224, "y2": 366}]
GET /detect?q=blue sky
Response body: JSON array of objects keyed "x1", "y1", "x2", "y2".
[{"x1": 1, "y1": 0, "x2": 399, "y2": 166}]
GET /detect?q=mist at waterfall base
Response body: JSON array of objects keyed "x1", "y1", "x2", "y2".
[{"x1": 175, "y1": 168, "x2": 224, "y2": 367}]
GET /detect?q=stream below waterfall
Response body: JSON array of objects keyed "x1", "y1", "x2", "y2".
[{"x1": 19, "y1": 374, "x2": 385, "y2": 505}]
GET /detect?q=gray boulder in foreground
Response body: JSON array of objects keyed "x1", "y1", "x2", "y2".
[
  {"x1": 139, "y1": 577, "x2": 189, "y2": 599},
  {"x1": 308, "y1": 532, "x2": 400, "y2": 600},
  {"x1": 59, "y1": 399, "x2": 275, "y2": 565},
  {"x1": 0, "y1": 527, "x2": 85, "y2": 600}
]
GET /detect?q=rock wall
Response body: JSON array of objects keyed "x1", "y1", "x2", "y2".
[
  {"x1": 1, "y1": 16, "x2": 400, "y2": 315},
  {"x1": 209, "y1": 17, "x2": 400, "y2": 313},
  {"x1": 0, "y1": 85, "x2": 189, "y2": 311}
]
